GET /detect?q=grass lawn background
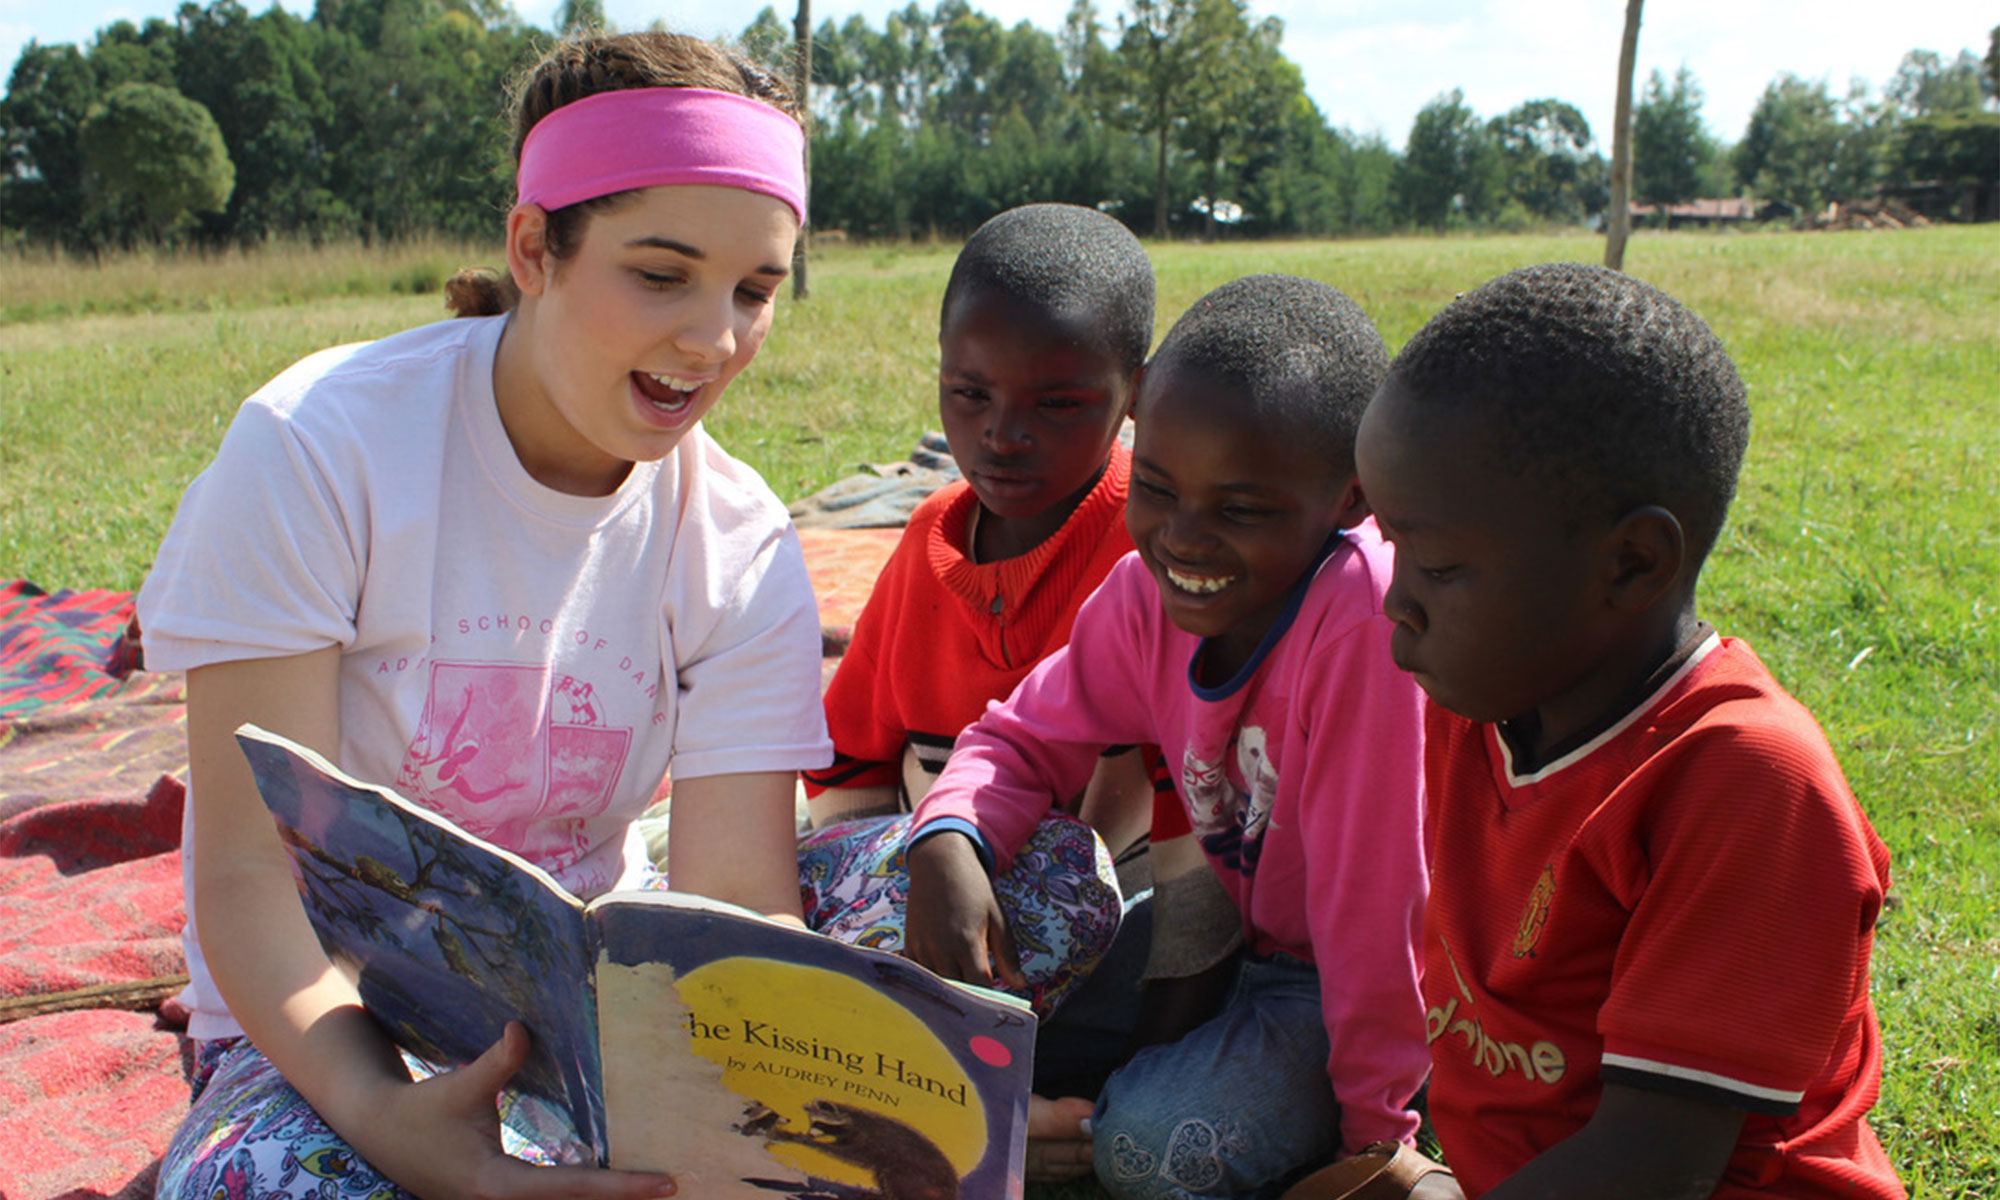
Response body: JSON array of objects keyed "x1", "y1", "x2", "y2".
[{"x1": 2, "y1": 226, "x2": 1994, "y2": 1197}]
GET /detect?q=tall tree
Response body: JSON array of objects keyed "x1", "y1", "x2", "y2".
[
  {"x1": 1394, "y1": 89, "x2": 1495, "y2": 228},
  {"x1": 1894, "y1": 110, "x2": 2000, "y2": 208},
  {"x1": 0, "y1": 43, "x2": 101, "y2": 244},
  {"x1": 1631, "y1": 66, "x2": 1716, "y2": 206},
  {"x1": 1489, "y1": 97, "x2": 1595, "y2": 221},
  {"x1": 79, "y1": 80, "x2": 235, "y2": 242},
  {"x1": 88, "y1": 19, "x2": 178, "y2": 89},
  {"x1": 174, "y1": 1, "x2": 343, "y2": 242},
  {"x1": 739, "y1": 7, "x2": 791, "y2": 69},
  {"x1": 1733, "y1": 74, "x2": 1846, "y2": 211},
  {"x1": 1176, "y1": 0, "x2": 1285, "y2": 239},
  {"x1": 1886, "y1": 48, "x2": 1985, "y2": 117},
  {"x1": 1111, "y1": 0, "x2": 1208, "y2": 236},
  {"x1": 1604, "y1": 0, "x2": 1642, "y2": 270}
]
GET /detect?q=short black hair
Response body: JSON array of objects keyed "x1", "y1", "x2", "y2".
[
  {"x1": 1144, "y1": 273, "x2": 1389, "y2": 475},
  {"x1": 941, "y1": 203, "x2": 1155, "y2": 373},
  {"x1": 1386, "y1": 261, "x2": 1748, "y2": 567}
]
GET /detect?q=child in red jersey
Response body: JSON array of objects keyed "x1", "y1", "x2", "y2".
[{"x1": 1356, "y1": 262, "x2": 1904, "y2": 1200}]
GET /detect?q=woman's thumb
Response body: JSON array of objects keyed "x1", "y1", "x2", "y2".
[{"x1": 461, "y1": 1020, "x2": 531, "y2": 1094}]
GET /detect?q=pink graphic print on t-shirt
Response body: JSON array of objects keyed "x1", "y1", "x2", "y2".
[{"x1": 397, "y1": 660, "x2": 633, "y2": 869}]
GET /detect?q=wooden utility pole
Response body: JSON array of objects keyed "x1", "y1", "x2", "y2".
[
  {"x1": 1604, "y1": 0, "x2": 1643, "y2": 271},
  {"x1": 793, "y1": 1, "x2": 812, "y2": 300}
]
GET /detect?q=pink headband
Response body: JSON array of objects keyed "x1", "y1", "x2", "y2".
[{"x1": 515, "y1": 86, "x2": 807, "y2": 223}]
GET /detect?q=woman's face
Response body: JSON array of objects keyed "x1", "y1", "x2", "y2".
[{"x1": 502, "y1": 182, "x2": 798, "y2": 495}]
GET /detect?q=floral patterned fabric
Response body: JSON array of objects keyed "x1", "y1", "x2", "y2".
[
  {"x1": 798, "y1": 811, "x2": 1121, "y2": 1016},
  {"x1": 156, "y1": 1037, "x2": 583, "y2": 1200}
]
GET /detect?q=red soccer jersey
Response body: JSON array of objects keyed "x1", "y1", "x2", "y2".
[{"x1": 1423, "y1": 634, "x2": 1904, "y2": 1199}]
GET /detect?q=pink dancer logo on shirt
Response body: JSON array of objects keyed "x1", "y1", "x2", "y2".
[{"x1": 396, "y1": 661, "x2": 632, "y2": 866}]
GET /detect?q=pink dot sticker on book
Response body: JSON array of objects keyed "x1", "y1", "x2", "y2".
[{"x1": 968, "y1": 1035, "x2": 1013, "y2": 1067}]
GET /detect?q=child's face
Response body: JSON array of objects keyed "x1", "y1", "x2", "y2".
[
  {"x1": 1126, "y1": 365, "x2": 1353, "y2": 662},
  {"x1": 1356, "y1": 379, "x2": 1618, "y2": 735},
  {"x1": 938, "y1": 288, "x2": 1136, "y2": 525}
]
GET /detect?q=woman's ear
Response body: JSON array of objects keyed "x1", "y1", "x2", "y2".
[
  {"x1": 505, "y1": 203, "x2": 552, "y2": 296},
  {"x1": 1602, "y1": 504, "x2": 1686, "y2": 612}
]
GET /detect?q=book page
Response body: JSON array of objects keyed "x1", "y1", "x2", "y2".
[
  {"x1": 598, "y1": 960, "x2": 808, "y2": 1192},
  {"x1": 592, "y1": 894, "x2": 1034, "y2": 1199}
]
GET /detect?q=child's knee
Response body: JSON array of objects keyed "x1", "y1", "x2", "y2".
[
  {"x1": 1091, "y1": 1042, "x2": 1342, "y2": 1199},
  {"x1": 1090, "y1": 1101, "x2": 1256, "y2": 1200}
]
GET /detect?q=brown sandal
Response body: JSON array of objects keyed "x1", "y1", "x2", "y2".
[{"x1": 1278, "y1": 1141, "x2": 1453, "y2": 1200}]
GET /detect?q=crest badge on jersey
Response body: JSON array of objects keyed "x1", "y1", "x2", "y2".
[{"x1": 1512, "y1": 864, "x2": 1556, "y2": 958}]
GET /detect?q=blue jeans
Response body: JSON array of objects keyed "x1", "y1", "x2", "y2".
[{"x1": 1092, "y1": 953, "x2": 1341, "y2": 1200}]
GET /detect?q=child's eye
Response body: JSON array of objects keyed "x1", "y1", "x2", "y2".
[
  {"x1": 1420, "y1": 564, "x2": 1459, "y2": 582},
  {"x1": 636, "y1": 270, "x2": 684, "y2": 290},
  {"x1": 1222, "y1": 505, "x2": 1270, "y2": 524},
  {"x1": 944, "y1": 386, "x2": 988, "y2": 405},
  {"x1": 736, "y1": 285, "x2": 775, "y2": 307},
  {"x1": 1038, "y1": 395, "x2": 1083, "y2": 413},
  {"x1": 1134, "y1": 478, "x2": 1173, "y2": 502}
]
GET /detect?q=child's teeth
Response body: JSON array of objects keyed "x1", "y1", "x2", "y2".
[
  {"x1": 1168, "y1": 569, "x2": 1233, "y2": 594},
  {"x1": 649, "y1": 373, "x2": 700, "y2": 392}
]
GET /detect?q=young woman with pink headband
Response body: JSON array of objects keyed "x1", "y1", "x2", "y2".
[{"x1": 143, "y1": 32, "x2": 830, "y2": 1200}]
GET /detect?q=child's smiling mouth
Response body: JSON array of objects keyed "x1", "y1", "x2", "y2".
[{"x1": 1165, "y1": 567, "x2": 1237, "y2": 595}]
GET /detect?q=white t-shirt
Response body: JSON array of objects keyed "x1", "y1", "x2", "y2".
[{"x1": 138, "y1": 314, "x2": 832, "y2": 1039}]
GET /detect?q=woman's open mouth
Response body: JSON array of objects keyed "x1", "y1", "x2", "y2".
[{"x1": 632, "y1": 371, "x2": 705, "y2": 420}]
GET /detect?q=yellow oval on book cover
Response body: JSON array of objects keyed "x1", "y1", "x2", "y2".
[{"x1": 679, "y1": 957, "x2": 989, "y2": 1189}]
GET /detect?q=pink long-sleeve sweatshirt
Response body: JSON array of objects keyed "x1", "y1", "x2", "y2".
[{"x1": 911, "y1": 520, "x2": 1430, "y2": 1155}]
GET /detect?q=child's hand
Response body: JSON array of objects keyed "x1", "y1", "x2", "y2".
[
  {"x1": 905, "y1": 832, "x2": 1025, "y2": 990},
  {"x1": 1026, "y1": 1093, "x2": 1096, "y2": 1183},
  {"x1": 366, "y1": 1022, "x2": 678, "y2": 1200}
]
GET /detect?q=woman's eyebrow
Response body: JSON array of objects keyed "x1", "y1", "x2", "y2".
[
  {"x1": 626, "y1": 234, "x2": 789, "y2": 278},
  {"x1": 626, "y1": 235, "x2": 703, "y2": 257}
]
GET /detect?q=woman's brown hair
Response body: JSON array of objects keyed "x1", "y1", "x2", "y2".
[{"x1": 445, "y1": 31, "x2": 802, "y2": 317}]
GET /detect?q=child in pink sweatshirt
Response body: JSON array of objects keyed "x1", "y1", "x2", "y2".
[{"x1": 904, "y1": 274, "x2": 1429, "y2": 1199}]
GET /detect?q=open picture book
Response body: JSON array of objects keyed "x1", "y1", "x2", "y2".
[{"x1": 235, "y1": 723, "x2": 1035, "y2": 1198}]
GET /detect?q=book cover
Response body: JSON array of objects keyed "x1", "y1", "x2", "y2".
[{"x1": 236, "y1": 723, "x2": 1035, "y2": 1198}]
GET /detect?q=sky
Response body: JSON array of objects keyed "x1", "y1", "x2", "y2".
[{"x1": 5, "y1": 0, "x2": 1992, "y2": 150}]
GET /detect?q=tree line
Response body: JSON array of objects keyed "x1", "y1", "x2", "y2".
[{"x1": 3, "y1": 0, "x2": 1995, "y2": 250}]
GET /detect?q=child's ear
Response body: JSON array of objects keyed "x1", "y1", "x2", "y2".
[
  {"x1": 1121, "y1": 365, "x2": 1145, "y2": 419},
  {"x1": 505, "y1": 203, "x2": 553, "y2": 296},
  {"x1": 1602, "y1": 505, "x2": 1685, "y2": 612},
  {"x1": 1332, "y1": 475, "x2": 1371, "y2": 530}
]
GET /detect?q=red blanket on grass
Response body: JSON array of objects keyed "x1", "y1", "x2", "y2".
[
  {"x1": 0, "y1": 532, "x2": 900, "y2": 1198},
  {"x1": 0, "y1": 581, "x2": 191, "y2": 1200}
]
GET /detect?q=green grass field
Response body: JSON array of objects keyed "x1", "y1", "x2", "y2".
[{"x1": 2, "y1": 226, "x2": 1995, "y2": 1196}]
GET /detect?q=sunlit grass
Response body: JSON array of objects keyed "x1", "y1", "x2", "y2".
[{"x1": 0, "y1": 235, "x2": 500, "y2": 323}]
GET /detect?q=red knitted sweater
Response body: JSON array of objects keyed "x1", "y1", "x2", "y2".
[{"x1": 803, "y1": 445, "x2": 1135, "y2": 796}]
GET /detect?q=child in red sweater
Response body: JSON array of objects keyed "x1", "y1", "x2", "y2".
[
  {"x1": 802, "y1": 200, "x2": 1154, "y2": 835},
  {"x1": 798, "y1": 204, "x2": 1235, "y2": 1181}
]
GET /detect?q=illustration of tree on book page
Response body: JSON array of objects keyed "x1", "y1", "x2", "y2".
[{"x1": 234, "y1": 723, "x2": 1035, "y2": 1199}]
